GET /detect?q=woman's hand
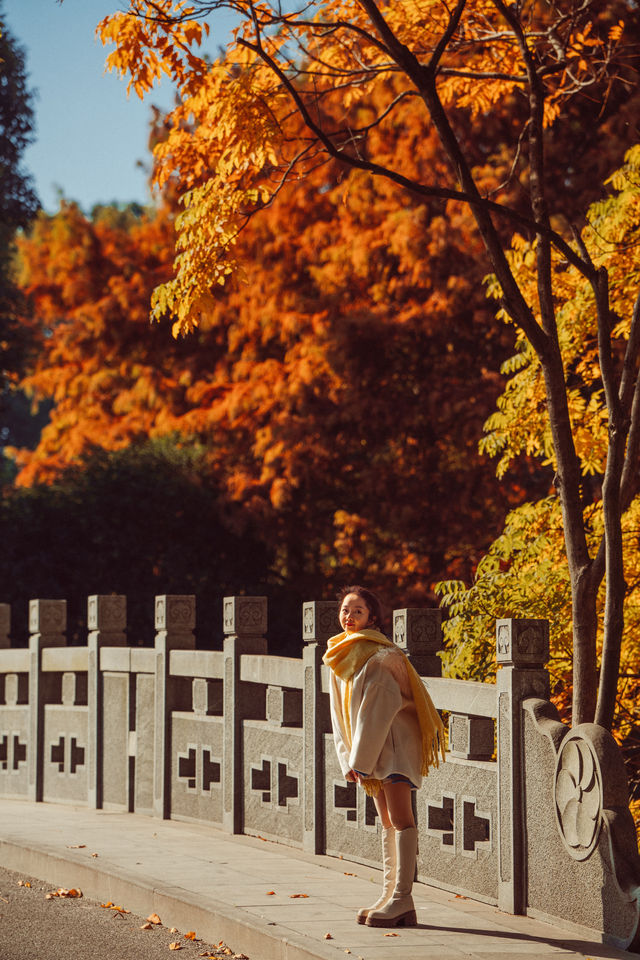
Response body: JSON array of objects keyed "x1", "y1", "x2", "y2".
[{"x1": 346, "y1": 769, "x2": 365, "y2": 783}]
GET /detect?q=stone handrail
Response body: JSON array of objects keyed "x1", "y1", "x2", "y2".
[{"x1": 0, "y1": 594, "x2": 638, "y2": 951}]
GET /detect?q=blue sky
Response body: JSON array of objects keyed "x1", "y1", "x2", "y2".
[{"x1": 3, "y1": 0, "x2": 236, "y2": 213}]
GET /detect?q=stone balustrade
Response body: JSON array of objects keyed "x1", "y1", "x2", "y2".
[{"x1": 0, "y1": 595, "x2": 638, "y2": 951}]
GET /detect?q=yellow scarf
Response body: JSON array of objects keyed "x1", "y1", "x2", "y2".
[{"x1": 323, "y1": 628, "x2": 445, "y2": 796}]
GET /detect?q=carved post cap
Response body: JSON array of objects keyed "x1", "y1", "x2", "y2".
[
  {"x1": 0, "y1": 604, "x2": 9, "y2": 647},
  {"x1": 223, "y1": 596, "x2": 267, "y2": 636},
  {"x1": 302, "y1": 601, "x2": 339, "y2": 643},
  {"x1": 393, "y1": 608, "x2": 442, "y2": 653},
  {"x1": 496, "y1": 618, "x2": 549, "y2": 667},
  {"x1": 155, "y1": 595, "x2": 196, "y2": 632},
  {"x1": 88, "y1": 595, "x2": 127, "y2": 632},
  {"x1": 29, "y1": 599, "x2": 67, "y2": 635}
]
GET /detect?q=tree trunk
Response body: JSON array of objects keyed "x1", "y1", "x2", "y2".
[{"x1": 540, "y1": 346, "x2": 598, "y2": 724}]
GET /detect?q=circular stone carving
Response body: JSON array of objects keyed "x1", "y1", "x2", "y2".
[{"x1": 553, "y1": 732, "x2": 603, "y2": 860}]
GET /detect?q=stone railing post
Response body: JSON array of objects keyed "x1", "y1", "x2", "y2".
[
  {"x1": 154, "y1": 595, "x2": 196, "y2": 819},
  {"x1": 393, "y1": 607, "x2": 443, "y2": 676},
  {"x1": 302, "y1": 600, "x2": 338, "y2": 854},
  {"x1": 496, "y1": 617, "x2": 550, "y2": 915},
  {"x1": 0, "y1": 604, "x2": 10, "y2": 648},
  {"x1": 27, "y1": 599, "x2": 67, "y2": 802},
  {"x1": 222, "y1": 596, "x2": 267, "y2": 834},
  {"x1": 87, "y1": 595, "x2": 127, "y2": 810}
]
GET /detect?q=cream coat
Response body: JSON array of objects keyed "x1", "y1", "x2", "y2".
[{"x1": 328, "y1": 647, "x2": 424, "y2": 787}]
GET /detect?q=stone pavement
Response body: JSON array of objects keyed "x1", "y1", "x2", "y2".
[{"x1": 0, "y1": 799, "x2": 635, "y2": 960}]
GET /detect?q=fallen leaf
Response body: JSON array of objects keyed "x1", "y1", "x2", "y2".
[
  {"x1": 169, "y1": 927, "x2": 179, "y2": 934},
  {"x1": 141, "y1": 922, "x2": 153, "y2": 930},
  {"x1": 289, "y1": 893, "x2": 309, "y2": 898},
  {"x1": 169, "y1": 943, "x2": 182, "y2": 951},
  {"x1": 184, "y1": 932, "x2": 197, "y2": 940},
  {"x1": 265, "y1": 890, "x2": 276, "y2": 896},
  {"x1": 344, "y1": 951, "x2": 351, "y2": 955},
  {"x1": 324, "y1": 932, "x2": 333, "y2": 939},
  {"x1": 66, "y1": 844, "x2": 86, "y2": 849},
  {"x1": 17, "y1": 881, "x2": 31, "y2": 888},
  {"x1": 101, "y1": 902, "x2": 114, "y2": 908},
  {"x1": 91, "y1": 853, "x2": 99, "y2": 858},
  {"x1": 147, "y1": 913, "x2": 162, "y2": 924},
  {"x1": 46, "y1": 887, "x2": 83, "y2": 899},
  {"x1": 343, "y1": 872, "x2": 356, "y2": 876},
  {"x1": 384, "y1": 932, "x2": 399, "y2": 937}
]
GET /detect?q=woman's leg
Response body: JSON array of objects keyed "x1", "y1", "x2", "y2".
[
  {"x1": 380, "y1": 780, "x2": 414, "y2": 831},
  {"x1": 366, "y1": 782, "x2": 417, "y2": 927},
  {"x1": 373, "y1": 788, "x2": 391, "y2": 828}
]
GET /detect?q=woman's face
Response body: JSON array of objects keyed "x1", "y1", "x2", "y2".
[{"x1": 339, "y1": 593, "x2": 373, "y2": 634}]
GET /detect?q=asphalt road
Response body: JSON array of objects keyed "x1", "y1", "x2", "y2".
[{"x1": 0, "y1": 864, "x2": 250, "y2": 960}]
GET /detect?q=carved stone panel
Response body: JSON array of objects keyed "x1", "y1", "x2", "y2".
[
  {"x1": 29, "y1": 599, "x2": 67, "y2": 636},
  {"x1": 155, "y1": 595, "x2": 196, "y2": 632},
  {"x1": 496, "y1": 619, "x2": 549, "y2": 667},
  {"x1": 223, "y1": 596, "x2": 267, "y2": 636},
  {"x1": 393, "y1": 608, "x2": 442, "y2": 653},
  {"x1": 87, "y1": 595, "x2": 127, "y2": 633},
  {"x1": 554, "y1": 731, "x2": 603, "y2": 860},
  {"x1": 302, "y1": 602, "x2": 339, "y2": 643}
]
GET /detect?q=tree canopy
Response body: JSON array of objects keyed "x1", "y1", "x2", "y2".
[{"x1": 96, "y1": 0, "x2": 640, "y2": 730}]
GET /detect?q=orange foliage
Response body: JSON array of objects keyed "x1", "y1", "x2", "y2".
[{"x1": 13, "y1": 91, "x2": 522, "y2": 597}]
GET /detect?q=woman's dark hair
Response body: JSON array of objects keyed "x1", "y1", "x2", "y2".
[{"x1": 338, "y1": 585, "x2": 383, "y2": 627}]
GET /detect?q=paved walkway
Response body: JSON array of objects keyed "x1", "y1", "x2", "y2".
[{"x1": 0, "y1": 799, "x2": 635, "y2": 960}]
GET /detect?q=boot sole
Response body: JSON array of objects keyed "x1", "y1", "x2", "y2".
[{"x1": 365, "y1": 910, "x2": 417, "y2": 928}]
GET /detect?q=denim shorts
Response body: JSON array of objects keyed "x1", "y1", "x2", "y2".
[{"x1": 384, "y1": 773, "x2": 417, "y2": 790}]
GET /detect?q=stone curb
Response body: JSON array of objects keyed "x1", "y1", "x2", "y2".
[{"x1": 0, "y1": 838, "x2": 339, "y2": 960}]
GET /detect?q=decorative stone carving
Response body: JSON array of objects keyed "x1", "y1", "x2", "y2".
[
  {"x1": 176, "y1": 744, "x2": 221, "y2": 794},
  {"x1": 302, "y1": 601, "x2": 339, "y2": 643},
  {"x1": 29, "y1": 599, "x2": 66, "y2": 636},
  {"x1": 251, "y1": 758, "x2": 271, "y2": 804},
  {"x1": 223, "y1": 596, "x2": 267, "y2": 636},
  {"x1": 426, "y1": 792, "x2": 455, "y2": 851},
  {"x1": 0, "y1": 734, "x2": 26, "y2": 773},
  {"x1": 393, "y1": 608, "x2": 442, "y2": 653},
  {"x1": 334, "y1": 779, "x2": 357, "y2": 823},
  {"x1": 554, "y1": 731, "x2": 603, "y2": 860},
  {"x1": 496, "y1": 618, "x2": 549, "y2": 667},
  {"x1": 88, "y1": 595, "x2": 126, "y2": 633},
  {"x1": 50, "y1": 735, "x2": 85, "y2": 775},
  {"x1": 462, "y1": 797, "x2": 492, "y2": 857},
  {"x1": 155, "y1": 595, "x2": 196, "y2": 632}
]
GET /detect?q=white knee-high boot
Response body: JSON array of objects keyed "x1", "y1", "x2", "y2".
[
  {"x1": 365, "y1": 825, "x2": 417, "y2": 927},
  {"x1": 356, "y1": 826, "x2": 396, "y2": 924}
]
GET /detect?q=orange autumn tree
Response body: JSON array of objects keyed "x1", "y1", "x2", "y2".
[
  {"x1": 13, "y1": 96, "x2": 521, "y2": 604},
  {"x1": 12, "y1": 200, "x2": 187, "y2": 484},
  {"x1": 98, "y1": 0, "x2": 640, "y2": 729}
]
